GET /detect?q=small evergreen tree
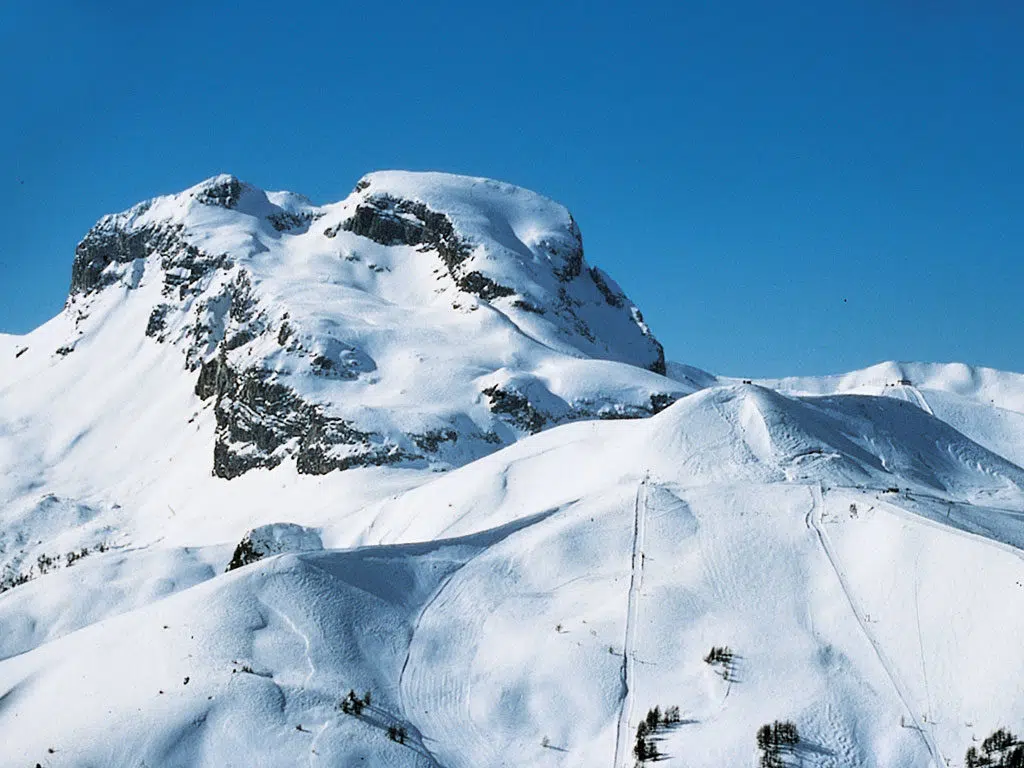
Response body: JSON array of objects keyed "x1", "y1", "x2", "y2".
[
  {"x1": 634, "y1": 721, "x2": 657, "y2": 763},
  {"x1": 776, "y1": 721, "x2": 799, "y2": 747},
  {"x1": 966, "y1": 746, "x2": 989, "y2": 768},
  {"x1": 340, "y1": 689, "x2": 365, "y2": 716},
  {"x1": 968, "y1": 729, "x2": 1023, "y2": 768},
  {"x1": 757, "y1": 720, "x2": 799, "y2": 767},
  {"x1": 634, "y1": 732, "x2": 650, "y2": 761}
]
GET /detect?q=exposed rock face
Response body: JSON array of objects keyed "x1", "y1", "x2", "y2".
[
  {"x1": 481, "y1": 383, "x2": 680, "y2": 434},
  {"x1": 340, "y1": 193, "x2": 515, "y2": 301},
  {"x1": 196, "y1": 355, "x2": 411, "y2": 479},
  {"x1": 71, "y1": 216, "x2": 231, "y2": 298},
  {"x1": 267, "y1": 210, "x2": 321, "y2": 233},
  {"x1": 589, "y1": 266, "x2": 623, "y2": 308},
  {"x1": 481, "y1": 385, "x2": 548, "y2": 433},
  {"x1": 194, "y1": 176, "x2": 243, "y2": 209},
  {"x1": 72, "y1": 216, "x2": 168, "y2": 295}
]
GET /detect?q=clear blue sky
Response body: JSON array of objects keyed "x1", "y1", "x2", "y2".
[{"x1": 2, "y1": 1, "x2": 1022, "y2": 377}]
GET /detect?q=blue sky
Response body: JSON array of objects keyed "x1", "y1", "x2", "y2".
[{"x1": 1, "y1": 1, "x2": 1021, "y2": 377}]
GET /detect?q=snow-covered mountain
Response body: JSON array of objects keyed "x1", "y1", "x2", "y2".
[
  {"x1": 1, "y1": 172, "x2": 1023, "y2": 768},
  {"x1": 54, "y1": 171, "x2": 675, "y2": 476}
]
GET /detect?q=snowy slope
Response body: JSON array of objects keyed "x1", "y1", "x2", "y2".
[
  {"x1": 1, "y1": 173, "x2": 1024, "y2": 768},
  {"x1": 754, "y1": 361, "x2": 1024, "y2": 414},
  {"x1": 667, "y1": 360, "x2": 1024, "y2": 469},
  {"x1": 2, "y1": 384, "x2": 1023, "y2": 767},
  {"x1": 745, "y1": 361, "x2": 1024, "y2": 468}
]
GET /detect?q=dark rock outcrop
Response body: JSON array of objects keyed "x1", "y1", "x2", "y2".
[
  {"x1": 341, "y1": 193, "x2": 515, "y2": 301},
  {"x1": 589, "y1": 267, "x2": 624, "y2": 308},
  {"x1": 648, "y1": 343, "x2": 667, "y2": 375},
  {"x1": 411, "y1": 429, "x2": 459, "y2": 452},
  {"x1": 145, "y1": 304, "x2": 171, "y2": 339},
  {"x1": 482, "y1": 384, "x2": 680, "y2": 434},
  {"x1": 194, "y1": 176, "x2": 243, "y2": 209},
  {"x1": 71, "y1": 215, "x2": 230, "y2": 298},
  {"x1": 550, "y1": 216, "x2": 584, "y2": 282},
  {"x1": 71, "y1": 216, "x2": 162, "y2": 295},
  {"x1": 195, "y1": 355, "x2": 412, "y2": 479},
  {"x1": 482, "y1": 385, "x2": 549, "y2": 433},
  {"x1": 267, "y1": 210, "x2": 322, "y2": 233}
]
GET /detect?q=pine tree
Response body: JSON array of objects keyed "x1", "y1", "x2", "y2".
[
  {"x1": 634, "y1": 733, "x2": 649, "y2": 761},
  {"x1": 777, "y1": 720, "x2": 799, "y2": 747},
  {"x1": 968, "y1": 728, "x2": 1022, "y2": 768}
]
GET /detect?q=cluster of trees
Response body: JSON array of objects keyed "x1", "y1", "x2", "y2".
[
  {"x1": 704, "y1": 646, "x2": 733, "y2": 665},
  {"x1": 704, "y1": 645, "x2": 737, "y2": 681},
  {"x1": 634, "y1": 705, "x2": 682, "y2": 763},
  {"x1": 756, "y1": 720, "x2": 799, "y2": 768},
  {"x1": 338, "y1": 687, "x2": 416, "y2": 749},
  {"x1": 339, "y1": 689, "x2": 371, "y2": 716},
  {"x1": 634, "y1": 717, "x2": 659, "y2": 763},
  {"x1": 0, "y1": 543, "x2": 109, "y2": 594},
  {"x1": 967, "y1": 729, "x2": 1024, "y2": 768},
  {"x1": 0, "y1": 566, "x2": 32, "y2": 593}
]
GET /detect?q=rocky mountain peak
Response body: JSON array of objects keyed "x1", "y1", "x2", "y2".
[{"x1": 58, "y1": 171, "x2": 682, "y2": 479}]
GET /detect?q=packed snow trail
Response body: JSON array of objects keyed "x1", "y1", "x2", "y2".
[
  {"x1": 904, "y1": 385, "x2": 935, "y2": 416},
  {"x1": 613, "y1": 474, "x2": 648, "y2": 768},
  {"x1": 806, "y1": 484, "x2": 945, "y2": 768},
  {"x1": 396, "y1": 569, "x2": 458, "y2": 768}
]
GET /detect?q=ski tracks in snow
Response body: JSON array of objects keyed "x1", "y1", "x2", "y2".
[
  {"x1": 806, "y1": 484, "x2": 945, "y2": 768},
  {"x1": 613, "y1": 474, "x2": 648, "y2": 768},
  {"x1": 272, "y1": 603, "x2": 316, "y2": 690},
  {"x1": 399, "y1": 554, "x2": 495, "y2": 768},
  {"x1": 396, "y1": 566, "x2": 461, "y2": 768},
  {"x1": 901, "y1": 384, "x2": 935, "y2": 417}
]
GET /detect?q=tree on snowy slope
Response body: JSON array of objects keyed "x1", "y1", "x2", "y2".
[
  {"x1": 757, "y1": 720, "x2": 799, "y2": 768},
  {"x1": 967, "y1": 729, "x2": 1024, "y2": 768}
]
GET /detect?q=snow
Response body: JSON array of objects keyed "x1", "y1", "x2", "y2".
[
  {"x1": 1, "y1": 172, "x2": 1023, "y2": 767},
  {"x1": 233, "y1": 522, "x2": 324, "y2": 563}
]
